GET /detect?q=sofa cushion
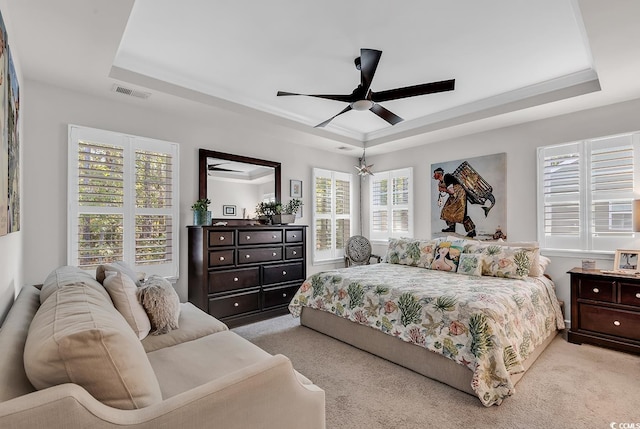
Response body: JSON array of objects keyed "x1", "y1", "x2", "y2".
[
  {"x1": 141, "y1": 302, "x2": 228, "y2": 353},
  {"x1": 138, "y1": 275, "x2": 180, "y2": 335},
  {"x1": 40, "y1": 265, "x2": 111, "y2": 304},
  {"x1": 103, "y1": 271, "x2": 151, "y2": 340},
  {"x1": 147, "y1": 330, "x2": 273, "y2": 398},
  {"x1": 24, "y1": 283, "x2": 162, "y2": 410},
  {"x1": 96, "y1": 261, "x2": 144, "y2": 287},
  {"x1": 0, "y1": 286, "x2": 40, "y2": 401}
]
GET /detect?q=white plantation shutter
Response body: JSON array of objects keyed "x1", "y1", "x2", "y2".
[
  {"x1": 370, "y1": 168, "x2": 413, "y2": 241},
  {"x1": 69, "y1": 126, "x2": 179, "y2": 279},
  {"x1": 313, "y1": 168, "x2": 352, "y2": 263},
  {"x1": 537, "y1": 132, "x2": 640, "y2": 251}
]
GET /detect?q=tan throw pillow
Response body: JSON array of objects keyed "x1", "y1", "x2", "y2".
[
  {"x1": 96, "y1": 261, "x2": 144, "y2": 287},
  {"x1": 138, "y1": 275, "x2": 180, "y2": 335},
  {"x1": 24, "y1": 283, "x2": 162, "y2": 410},
  {"x1": 103, "y1": 271, "x2": 151, "y2": 340},
  {"x1": 41, "y1": 265, "x2": 112, "y2": 304}
]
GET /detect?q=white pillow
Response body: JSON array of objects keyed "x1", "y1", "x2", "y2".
[{"x1": 103, "y1": 271, "x2": 151, "y2": 340}]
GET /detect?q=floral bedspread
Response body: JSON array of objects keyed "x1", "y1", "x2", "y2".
[{"x1": 288, "y1": 263, "x2": 565, "y2": 406}]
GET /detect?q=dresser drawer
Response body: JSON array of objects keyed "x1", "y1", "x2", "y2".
[
  {"x1": 578, "y1": 278, "x2": 615, "y2": 302},
  {"x1": 580, "y1": 304, "x2": 640, "y2": 341},
  {"x1": 285, "y1": 229, "x2": 303, "y2": 243},
  {"x1": 238, "y1": 247, "x2": 282, "y2": 264},
  {"x1": 208, "y1": 267, "x2": 260, "y2": 293},
  {"x1": 285, "y1": 245, "x2": 303, "y2": 260},
  {"x1": 209, "y1": 291, "x2": 260, "y2": 319},
  {"x1": 263, "y1": 262, "x2": 304, "y2": 285},
  {"x1": 208, "y1": 249, "x2": 235, "y2": 267},
  {"x1": 208, "y1": 230, "x2": 234, "y2": 247},
  {"x1": 238, "y1": 230, "x2": 282, "y2": 245},
  {"x1": 619, "y1": 282, "x2": 640, "y2": 307},
  {"x1": 263, "y1": 284, "x2": 300, "y2": 309}
]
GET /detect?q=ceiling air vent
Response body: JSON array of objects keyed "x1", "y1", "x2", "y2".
[{"x1": 111, "y1": 84, "x2": 151, "y2": 99}]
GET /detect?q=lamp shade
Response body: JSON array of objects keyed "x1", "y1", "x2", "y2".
[{"x1": 634, "y1": 200, "x2": 640, "y2": 232}]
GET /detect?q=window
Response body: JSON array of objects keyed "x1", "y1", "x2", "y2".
[
  {"x1": 68, "y1": 125, "x2": 180, "y2": 279},
  {"x1": 369, "y1": 167, "x2": 413, "y2": 241},
  {"x1": 312, "y1": 168, "x2": 352, "y2": 263},
  {"x1": 537, "y1": 131, "x2": 640, "y2": 252}
]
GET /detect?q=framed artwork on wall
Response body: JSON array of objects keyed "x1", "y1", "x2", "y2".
[
  {"x1": 290, "y1": 179, "x2": 302, "y2": 198},
  {"x1": 430, "y1": 153, "x2": 506, "y2": 240},
  {"x1": 223, "y1": 205, "x2": 236, "y2": 216}
]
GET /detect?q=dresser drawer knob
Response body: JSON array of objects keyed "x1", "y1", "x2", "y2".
[
  {"x1": 246, "y1": 235, "x2": 251, "y2": 240},
  {"x1": 282, "y1": 271, "x2": 287, "y2": 276},
  {"x1": 272, "y1": 252, "x2": 277, "y2": 256},
  {"x1": 636, "y1": 293, "x2": 640, "y2": 299},
  {"x1": 234, "y1": 302, "x2": 239, "y2": 307},
  {"x1": 613, "y1": 320, "x2": 621, "y2": 326},
  {"x1": 219, "y1": 256, "x2": 225, "y2": 261},
  {"x1": 282, "y1": 293, "x2": 287, "y2": 298},
  {"x1": 219, "y1": 236, "x2": 225, "y2": 241},
  {"x1": 272, "y1": 235, "x2": 277, "y2": 239},
  {"x1": 592, "y1": 288, "x2": 599, "y2": 293},
  {"x1": 245, "y1": 254, "x2": 251, "y2": 259},
  {"x1": 292, "y1": 234, "x2": 297, "y2": 238},
  {"x1": 233, "y1": 277, "x2": 239, "y2": 282},
  {"x1": 292, "y1": 251, "x2": 297, "y2": 255}
]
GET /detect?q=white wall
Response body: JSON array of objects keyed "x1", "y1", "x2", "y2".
[
  {"x1": 366, "y1": 97, "x2": 640, "y2": 322},
  {"x1": 22, "y1": 80, "x2": 357, "y2": 301},
  {"x1": 0, "y1": 0, "x2": 23, "y2": 323}
]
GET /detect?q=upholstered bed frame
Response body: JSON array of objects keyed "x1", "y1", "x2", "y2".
[{"x1": 300, "y1": 307, "x2": 559, "y2": 396}]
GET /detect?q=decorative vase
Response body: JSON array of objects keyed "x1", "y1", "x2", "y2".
[
  {"x1": 193, "y1": 210, "x2": 212, "y2": 226},
  {"x1": 272, "y1": 214, "x2": 296, "y2": 225}
]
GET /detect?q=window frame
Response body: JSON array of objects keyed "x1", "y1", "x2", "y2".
[
  {"x1": 312, "y1": 168, "x2": 353, "y2": 264},
  {"x1": 68, "y1": 125, "x2": 180, "y2": 279},
  {"x1": 536, "y1": 131, "x2": 640, "y2": 254},
  {"x1": 369, "y1": 167, "x2": 413, "y2": 241}
]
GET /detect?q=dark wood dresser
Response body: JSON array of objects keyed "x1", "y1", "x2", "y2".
[
  {"x1": 568, "y1": 268, "x2": 640, "y2": 354},
  {"x1": 188, "y1": 225, "x2": 307, "y2": 327}
]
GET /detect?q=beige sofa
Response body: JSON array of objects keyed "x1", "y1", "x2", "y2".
[{"x1": 0, "y1": 266, "x2": 325, "y2": 428}]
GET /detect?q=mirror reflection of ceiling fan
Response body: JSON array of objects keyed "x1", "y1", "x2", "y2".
[
  {"x1": 207, "y1": 162, "x2": 242, "y2": 174},
  {"x1": 277, "y1": 48, "x2": 455, "y2": 128}
]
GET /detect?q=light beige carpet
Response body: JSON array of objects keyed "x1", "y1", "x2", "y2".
[{"x1": 233, "y1": 315, "x2": 640, "y2": 429}]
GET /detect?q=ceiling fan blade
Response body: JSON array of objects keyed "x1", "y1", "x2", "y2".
[
  {"x1": 371, "y1": 79, "x2": 455, "y2": 103},
  {"x1": 360, "y1": 49, "x2": 382, "y2": 94},
  {"x1": 277, "y1": 91, "x2": 353, "y2": 103},
  {"x1": 315, "y1": 105, "x2": 353, "y2": 128},
  {"x1": 370, "y1": 103, "x2": 404, "y2": 125}
]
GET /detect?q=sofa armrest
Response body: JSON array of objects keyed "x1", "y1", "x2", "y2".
[{"x1": 0, "y1": 354, "x2": 324, "y2": 429}]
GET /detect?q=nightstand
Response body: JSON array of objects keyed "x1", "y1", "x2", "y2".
[{"x1": 568, "y1": 268, "x2": 640, "y2": 354}]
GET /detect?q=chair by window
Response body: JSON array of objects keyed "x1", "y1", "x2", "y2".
[{"x1": 344, "y1": 235, "x2": 382, "y2": 267}]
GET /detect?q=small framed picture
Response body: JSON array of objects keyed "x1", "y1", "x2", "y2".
[
  {"x1": 613, "y1": 249, "x2": 640, "y2": 273},
  {"x1": 290, "y1": 179, "x2": 302, "y2": 198},
  {"x1": 223, "y1": 205, "x2": 236, "y2": 216}
]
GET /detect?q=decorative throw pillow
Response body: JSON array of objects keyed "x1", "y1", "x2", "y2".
[
  {"x1": 481, "y1": 245, "x2": 534, "y2": 279},
  {"x1": 457, "y1": 253, "x2": 484, "y2": 276},
  {"x1": 40, "y1": 265, "x2": 112, "y2": 304},
  {"x1": 96, "y1": 261, "x2": 144, "y2": 287},
  {"x1": 385, "y1": 237, "x2": 437, "y2": 268},
  {"x1": 103, "y1": 271, "x2": 151, "y2": 340},
  {"x1": 431, "y1": 240, "x2": 464, "y2": 272},
  {"x1": 24, "y1": 283, "x2": 162, "y2": 409},
  {"x1": 137, "y1": 275, "x2": 180, "y2": 335}
]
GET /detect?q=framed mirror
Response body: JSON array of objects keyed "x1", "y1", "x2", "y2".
[{"x1": 199, "y1": 149, "x2": 281, "y2": 220}]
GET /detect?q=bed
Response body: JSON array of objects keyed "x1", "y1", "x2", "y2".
[{"x1": 288, "y1": 238, "x2": 565, "y2": 407}]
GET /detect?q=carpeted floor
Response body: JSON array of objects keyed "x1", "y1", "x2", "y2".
[{"x1": 233, "y1": 314, "x2": 640, "y2": 429}]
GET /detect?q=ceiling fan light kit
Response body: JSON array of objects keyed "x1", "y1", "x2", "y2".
[{"x1": 277, "y1": 48, "x2": 455, "y2": 128}]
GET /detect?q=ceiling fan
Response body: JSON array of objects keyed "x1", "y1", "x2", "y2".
[{"x1": 277, "y1": 48, "x2": 455, "y2": 128}]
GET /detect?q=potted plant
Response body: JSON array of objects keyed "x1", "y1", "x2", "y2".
[
  {"x1": 272, "y1": 198, "x2": 302, "y2": 225},
  {"x1": 191, "y1": 198, "x2": 211, "y2": 226},
  {"x1": 255, "y1": 201, "x2": 279, "y2": 224}
]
